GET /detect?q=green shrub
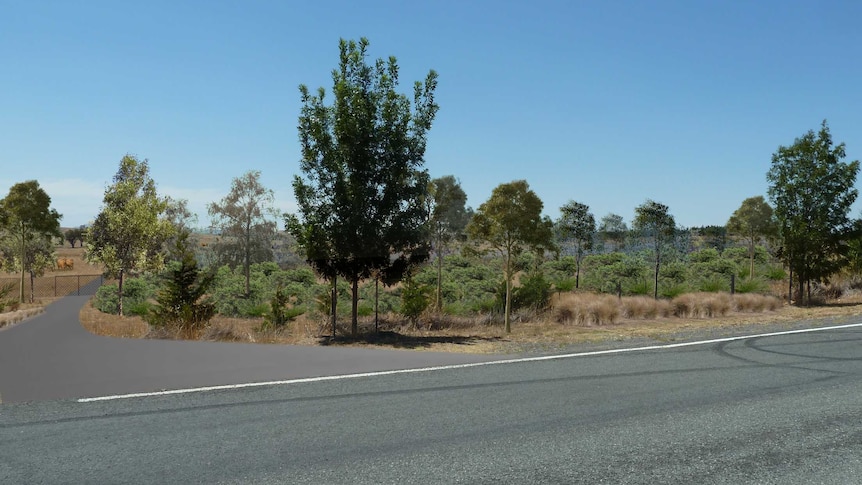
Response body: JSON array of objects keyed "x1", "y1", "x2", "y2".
[
  {"x1": 659, "y1": 283, "x2": 688, "y2": 299},
  {"x1": 93, "y1": 277, "x2": 155, "y2": 315},
  {"x1": 764, "y1": 265, "x2": 787, "y2": 281},
  {"x1": 513, "y1": 271, "x2": 551, "y2": 311},
  {"x1": 698, "y1": 276, "x2": 728, "y2": 293},
  {"x1": 735, "y1": 278, "x2": 768, "y2": 294},
  {"x1": 401, "y1": 278, "x2": 430, "y2": 325},
  {"x1": 628, "y1": 280, "x2": 652, "y2": 296}
]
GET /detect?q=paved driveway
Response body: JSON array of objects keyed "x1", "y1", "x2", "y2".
[{"x1": 0, "y1": 296, "x2": 501, "y2": 403}]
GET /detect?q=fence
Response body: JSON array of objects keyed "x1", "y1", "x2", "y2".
[{"x1": 0, "y1": 274, "x2": 105, "y2": 298}]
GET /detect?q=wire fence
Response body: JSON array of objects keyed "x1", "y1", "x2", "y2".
[{"x1": 0, "y1": 274, "x2": 105, "y2": 299}]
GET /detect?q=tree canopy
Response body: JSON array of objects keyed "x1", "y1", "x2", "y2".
[
  {"x1": 427, "y1": 175, "x2": 471, "y2": 310},
  {"x1": 0, "y1": 180, "x2": 62, "y2": 303},
  {"x1": 726, "y1": 196, "x2": 776, "y2": 280},
  {"x1": 208, "y1": 170, "x2": 278, "y2": 296},
  {"x1": 767, "y1": 120, "x2": 859, "y2": 304},
  {"x1": 556, "y1": 201, "x2": 595, "y2": 289},
  {"x1": 467, "y1": 180, "x2": 554, "y2": 333},
  {"x1": 86, "y1": 155, "x2": 174, "y2": 315},
  {"x1": 633, "y1": 200, "x2": 675, "y2": 299},
  {"x1": 288, "y1": 37, "x2": 438, "y2": 336}
]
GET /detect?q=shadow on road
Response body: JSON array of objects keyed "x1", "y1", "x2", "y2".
[{"x1": 318, "y1": 330, "x2": 503, "y2": 350}]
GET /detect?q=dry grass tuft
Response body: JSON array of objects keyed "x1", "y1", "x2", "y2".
[
  {"x1": 551, "y1": 293, "x2": 620, "y2": 326},
  {"x1": 733, "y1": 293, "x2": 782, "y2": 312},
  {"x1": 621, "y1": 296, "x2": 672, "y2": 319},
  {"x1": 78, "y1": 301, "x2": 149, "y2": 338},
  {"x1": 672, "y1": 293, "x2": 733, "y2": 318}
]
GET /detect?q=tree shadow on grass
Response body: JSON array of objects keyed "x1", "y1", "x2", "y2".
[{"x1": 317, "y1": 330, "x2": 504, "y2": 350}]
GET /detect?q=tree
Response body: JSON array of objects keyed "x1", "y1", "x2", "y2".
[
  {"x1": 726, "y1": 196, "x2": 777, "y2": 280},
  {"x1": 288, "y1": 37, "x2": 438, "y2": 337},
  {"x1": 767, "y1": 120, "x2": 859, "y2": 305},
  {"x1": 633, "y1": 200, "x2": 676, "y2": 299},
  {"x1": 427, "y1": 175, "x2": 471, "y2": 310},
  {"x1": 208, "y1": 171, "x2": 278, "y2": 297},
  {"x1": 598, "y1": 213, "x2": 628, "y2": 252},
  {"x1": 145, "y1": 232, "x2": 215, "y2": 333},
  {"x1": 64, "y1": 227, "x2": 85, "y2": 248},
  {"x1": 85, "y1": 155, "x2": 174, "y2": 316},
  {"x1": 0, "y1": 181, "x2": 62, "y2": 303},
  {"x1": 467, "y1": 180, "x2": 555, "y2": 333},
  {"x1": 556, "y1": 201, "x2": 595, "y2": 289}
]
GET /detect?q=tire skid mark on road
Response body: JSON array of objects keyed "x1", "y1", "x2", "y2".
[{"x1": 77, "y1": 321, "x2": 862, "y2": 403}]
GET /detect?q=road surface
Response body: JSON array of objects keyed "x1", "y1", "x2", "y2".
[{"x1": 3, "y1": 323, "x2": 862, "y2": 483}]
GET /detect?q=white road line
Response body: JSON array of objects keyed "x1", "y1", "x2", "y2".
[{"x1": 77, "y1": 321, "x2": 862, "y2": 403}]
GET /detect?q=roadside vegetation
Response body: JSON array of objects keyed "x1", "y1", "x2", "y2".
[{"x1": 2, "y1": 39, "x2": 861, "y2": 352}]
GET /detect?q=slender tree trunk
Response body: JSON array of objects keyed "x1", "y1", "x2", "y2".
[
  {"x1": 504, "y1": 250, "x2": 512, "y2": 334},
  {"x1": 351, "y1": 278, "x2": 359, "y2": 337},
  {"x1": 748, "y1": 237, "x2": 755, "y2": 280},
  {"x1": 575, "y1": 250, "x2": 581, "y2": 289},
  {"x1": 654, "y1": 254, "x2": 660, "y2": 300},
  {"x1": 19, "y1": 227, "x2": 25, "y2": 304},
  {"x1": 374, "y1": 277, "x2": 379, "y2": 333},
  {"x1": 788, "y1": 266, "x2": 793, "y2": 305},
  {"x1": 118, "y1": 268, "x2": 125, "y2": 316},
  {"x1": 798, "y1": 276, "x2": 804, "y2": 308},
  {"x1": 436, "y1": 248, "x2": 443, "y2": 311},
  {"x1": 244, "y1": 220, "x2": 251, "y2": 297},
  {"x1": 330, "y1": 275, "x2": 337, "y2": 338}
]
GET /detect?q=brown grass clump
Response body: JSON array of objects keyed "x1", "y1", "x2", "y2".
[
  {"x1": 733, "y1": 293, "x2": 782, "y2": 312},
  {"x1": 78, "y1": 301, "x2": 149, "y2": 338},
  {"x1": 672, "y1": 293, "x2": 733, "y2": 318},
  {"x1": 551, "y1": 293, "x2": 620, "y2": 326},
  {"x1": 621, "y1": 296, "x2": 672, "y2": 319}
]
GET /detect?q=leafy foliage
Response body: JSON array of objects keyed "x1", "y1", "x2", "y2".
[
  {"x1": 727, "y1": 196, "x2": 777, "y2": 280},
  {"x1": 467, "y1": 180, "x2": 555, "y2": 333},
  {"x1": 93, "y1": 277, "x2": 156, "y2": 316},
  {"x1": 767, "y1": 120, "x2": 860, "y2": 304},
  {"x1": 0, "y1": 180, "x2": 62, "y2": 303},
  {"x1": 207, "y1": 171, "x2": 278, "y2": 296},
  {"x1": 633, "y1": 200, "x2": 676, "y2": 299},
  {"x1": 85, "y1": 155, "x2": 174, "y2": 315},
  {"x1": 556, "y1": 201, "x2": 595, "y2": 289},
  {"x1": 145, "y1": 234, "x2": 215, "y2": 330},
  {"x1": 289, "y1": 37, "x2": 438, "y2": 336},
  {"x1": 428, "y1": 175, "x2": 471, "y2": 310}
]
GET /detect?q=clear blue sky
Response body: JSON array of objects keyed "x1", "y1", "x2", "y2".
[{"x1": 3, "y1": 0, "x2": 861, "y2": 229}]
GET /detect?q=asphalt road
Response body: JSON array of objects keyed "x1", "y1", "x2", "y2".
[
  {"x1": 0, "y1": 296, "x2": 502, "y2": 404},
  {"x1": 3, "y1": 325, "x2": 862, "y2": 483}
]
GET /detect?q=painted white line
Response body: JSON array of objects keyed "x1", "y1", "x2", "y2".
[{"x1": 77, "y1": 321, "x2": 862, "y2": 403}]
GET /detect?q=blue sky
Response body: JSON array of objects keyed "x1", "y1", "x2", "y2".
[{"x1": 2, "y1": 0, "x2": 861, "y2": 229}]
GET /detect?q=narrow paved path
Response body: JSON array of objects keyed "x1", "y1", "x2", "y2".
[{"x1": 0, "y1": 296, "x2": 501, "y2": 403}]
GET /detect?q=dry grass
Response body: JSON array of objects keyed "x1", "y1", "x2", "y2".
[
  {"x1": 0, "y1": 303, "x2": 45, "y2": 330},
  {"x1": 552, "y1": 293, "x2": 620, "y2": 325}
]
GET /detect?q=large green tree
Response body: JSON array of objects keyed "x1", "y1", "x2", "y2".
[
  {"x1": 467, "y1": 180, "x2": 555, "y2": 333},
  {"x1": 427, "y1": 175, "x2": 471, "y2": 310},
  {"x1": 208, "y1": 170, "x2": 278, "y2": 297},
  {"x1": 726, "y1": 196, "x2": 777, "y2": 280},
  {"x1": 556, "y1": 201, "x2": 595, "y2": 289},
  {"x1": 633, "y1": 200, "x2": 676, "y2": 299},
  {"x1": 767, "y1": 121, "x2": 859, "y2": 305},
  {"x1": 0, "y1": 181, "x2": 62, "y2": 303},
  {"x1": 86, "y1": 155, "x2": 174, "y2": 315},
  {"x1": 288, "y1": 38, "x2": 438, "y2": 336}
]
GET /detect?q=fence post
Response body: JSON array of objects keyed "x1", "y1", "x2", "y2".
[
  {"x1": 730, "y1": 274, "x2": 735, "y2": 295},
  {"x1": 54, "y1": 276, "x2": 57, "y2": 297}
]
